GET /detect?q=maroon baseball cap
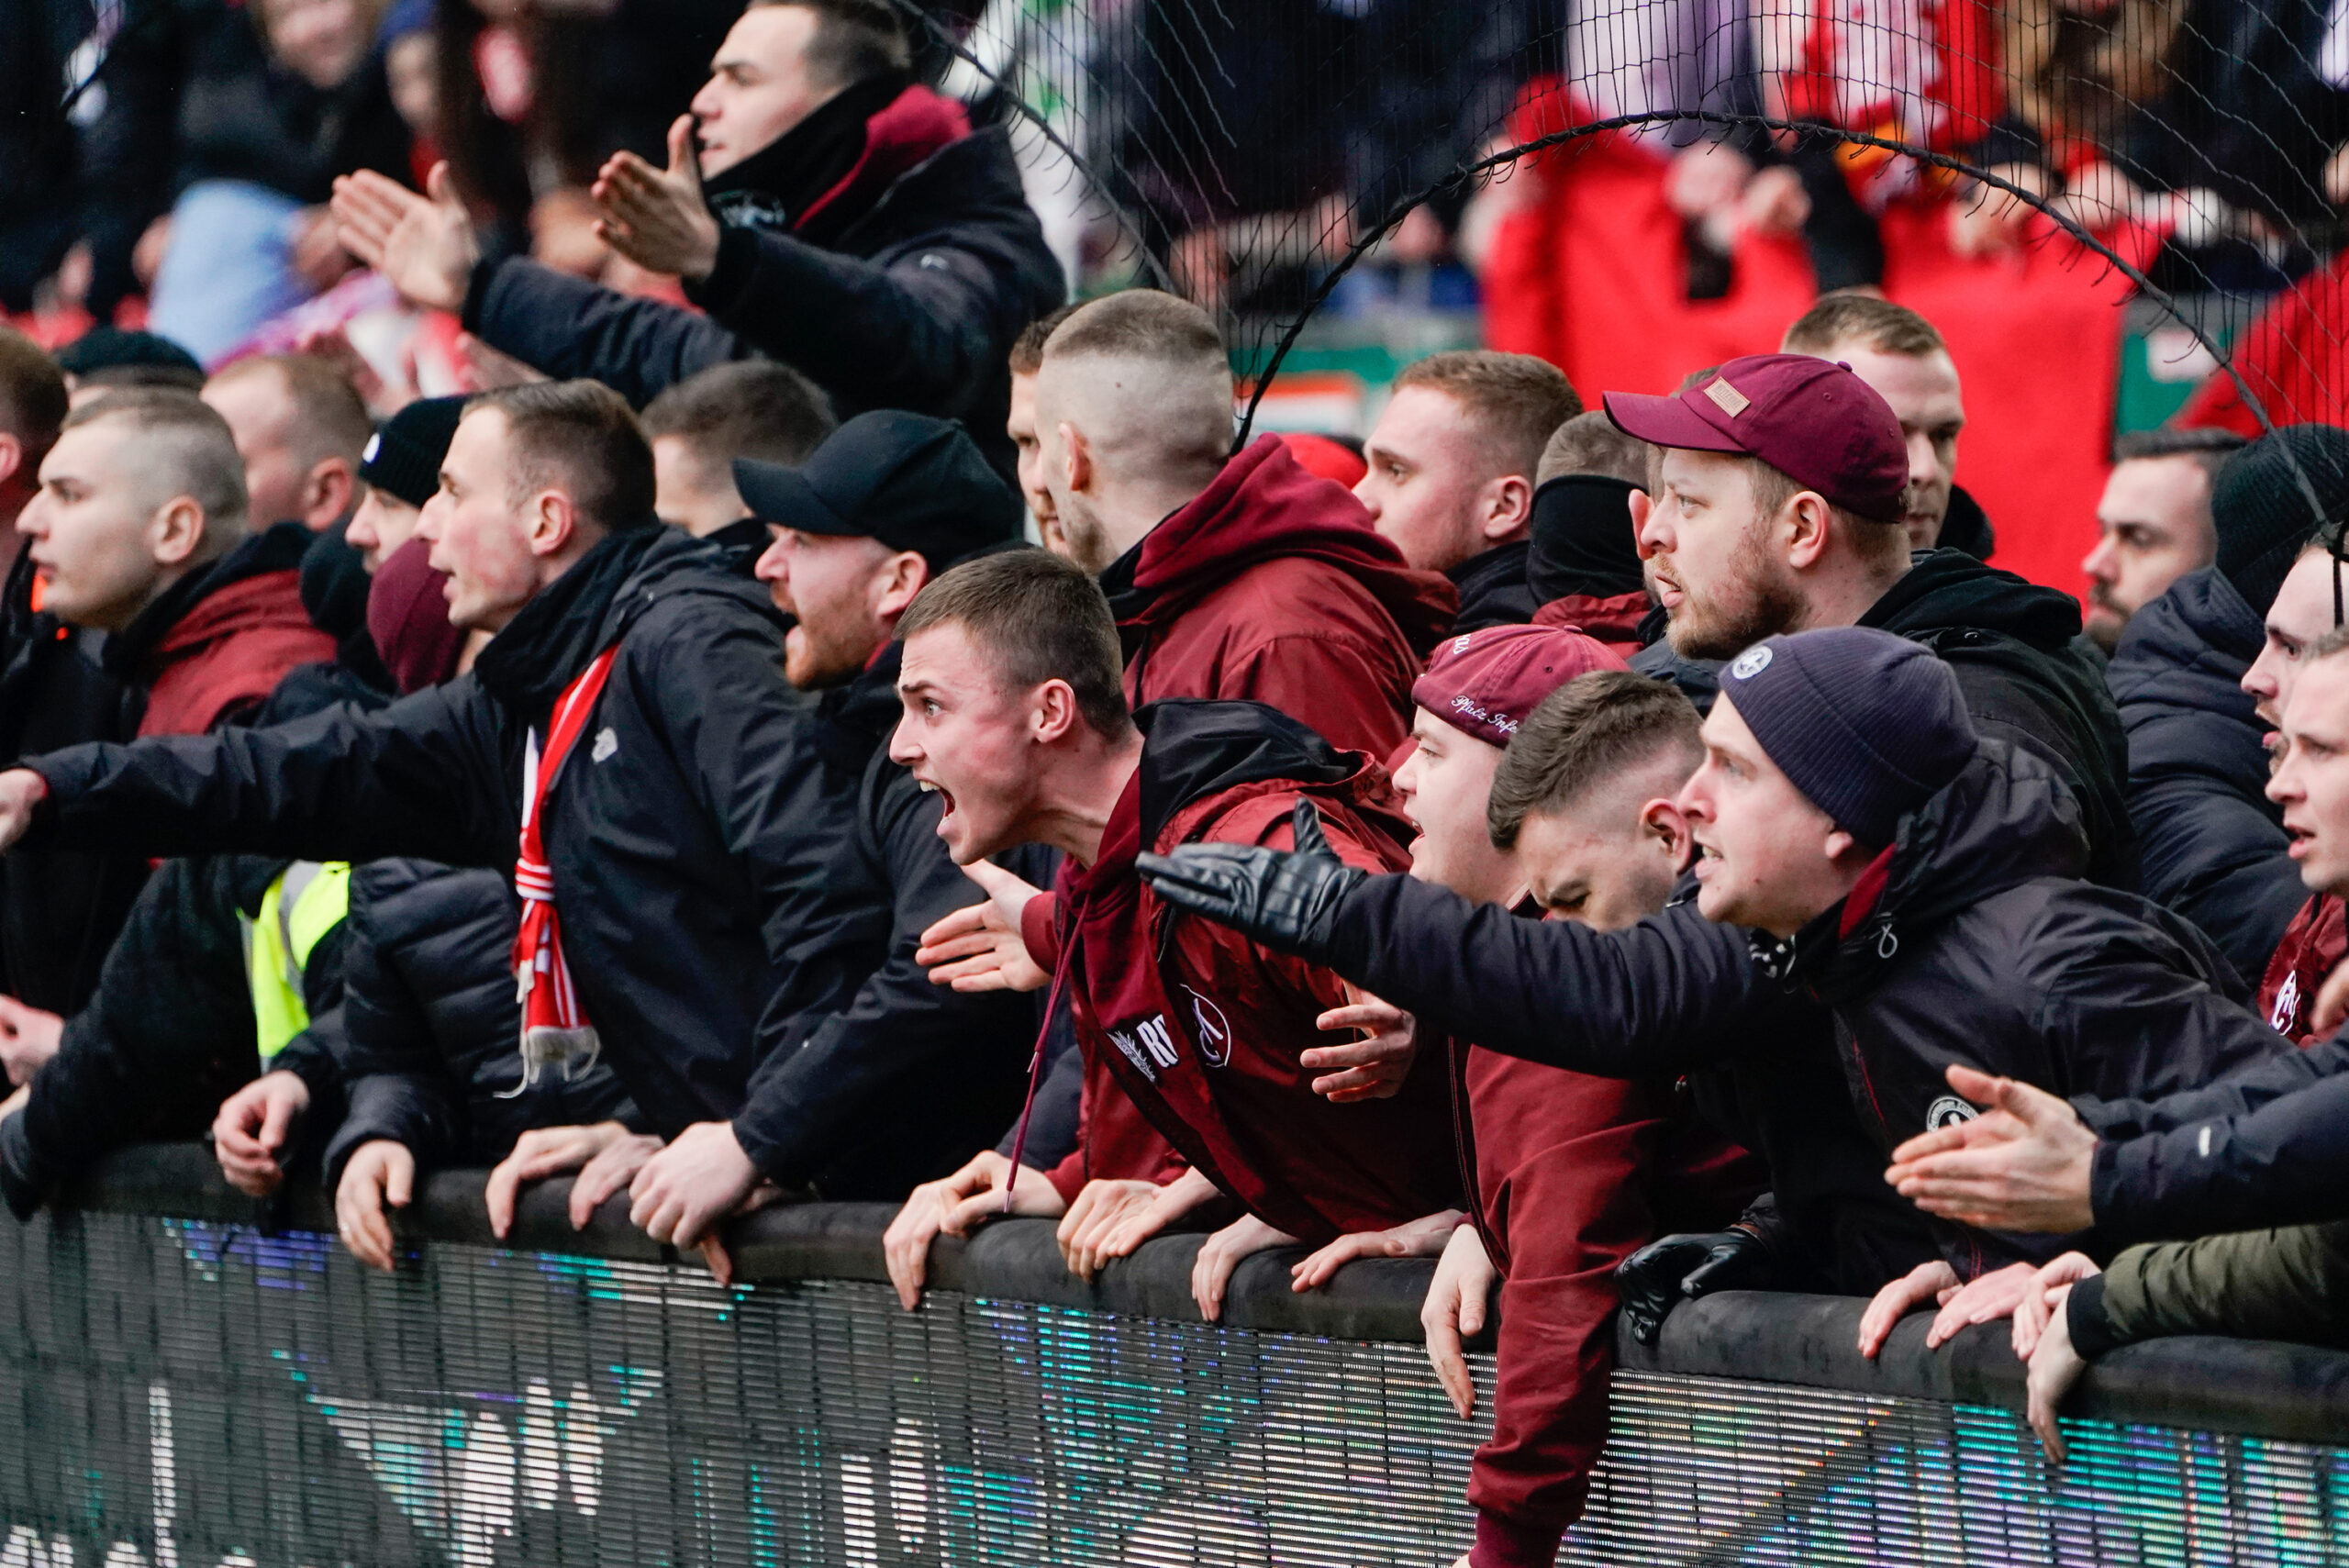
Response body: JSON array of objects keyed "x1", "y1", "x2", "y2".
[
  {"x1": 1412, "y1": 624, "x2": 1629, "y2": 749},
  {"x1": 1600, "y1": 353, "x2": 1909, "y2": 525}
]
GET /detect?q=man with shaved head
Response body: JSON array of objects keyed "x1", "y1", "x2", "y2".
[{"x1": 1032, "y1": 288, "x2": 1453, "y2": 761}]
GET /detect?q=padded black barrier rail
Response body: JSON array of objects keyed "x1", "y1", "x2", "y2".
[{"x1": 4, "y1": 1143, "x2": 2346, "y2": 1566}]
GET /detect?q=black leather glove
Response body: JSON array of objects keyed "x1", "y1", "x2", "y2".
[
  {"x1": 1614, "y1": 1228, "x2": 1774, "y2": 1346},
  {"x1": 1136, "y1": 799, "x2": 1365, "y2": 965}
]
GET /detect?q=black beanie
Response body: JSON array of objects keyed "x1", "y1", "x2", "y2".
[
  {"x1": 360, "y1": 395, "x2": 469, "y2": 509},
  {"x1": 2213, "y1": 425, "x2": 2349, "y2": 617},
  {"x1": 1717, "y1": 627, "x2": 1976, "y2": 848},
  {"x1": 1528, "y1": 474, "x2": 1647, "y2": 601}
]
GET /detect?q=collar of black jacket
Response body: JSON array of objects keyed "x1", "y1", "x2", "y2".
[
  {"x1": 473, "y1": 525, "x2": 747, "y2": 722},
  {"x1": 705, "y1": 72, "x2": 912, "y2": 239},
  {"x1": 1133, "y1": 698, "x2": 1356, "y2": 850},
  {"x1": 813, "y1": 639, "x2": 904, "y2": 763},
  {"x1": 1861, "y1": 546, "x2": 2083, "y2": 652},
  {"x1": 1935, "y1": 485, "x2": 1996, "y2": 562},
  {"x1": 103, "y1": 520, "x2": 317, "y2": 682}
]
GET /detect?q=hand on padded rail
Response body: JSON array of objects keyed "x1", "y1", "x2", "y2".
[
  {"x1": 1615, "y1": 1228, "x2": 1773, "y2": 1348},
  {"x1": 1135, "y1": 799, "x2": 1364, "y2": 962},
  {"x1": 1421, "y1": 1223, "x2": 1497, "y2": 1418},
  {"x1": 212, "y1": 1070, "x2": 310, "y2": 1198}
]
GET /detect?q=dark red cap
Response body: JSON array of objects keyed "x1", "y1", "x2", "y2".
[
  {"x1": 1601, "y1": 353, "x2": 1909, "y2": 525},
  {"x1": 1411, "y1": 624, "x2": 1628, "y2": 749}
]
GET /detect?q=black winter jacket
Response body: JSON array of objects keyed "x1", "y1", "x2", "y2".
[
  {"x1": 2079, "y1": 1026, "x2": 2349, "y2": 1246},
  {"x1": 2107, "y1": 566, "x2": 2301, "y2": 982},
  {"x1": 1634, "y1": 548, "x2": 2136, "y2": 888},
  {"x1": 0, "y1": 548, "x2": 147, "y2": 1017},
  {"x1": 21, "y1": 527, "x2": 888, "y2": 1139},
  {"x1": 1302, "y1": 741, "x2": 2284, "y2": 1275},
  {"x1": 322, "y1": 858, "x2": 637, "y2": 1189},
  {"x1": 460, "y1": 115, "x2": 1063, "y2": 479},
  {"x1": 729, "y1": 644, "x2": 1049, "y2": 1199},
  {"x1": 1447, "y1": 541, "x2": 1542, "y2": 634}
]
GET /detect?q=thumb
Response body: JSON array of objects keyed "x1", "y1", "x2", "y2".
[
  {"x1": 1944, "y1": 1062, "x2": 2003, "y2": 1105},
  {"x1": 427, "y1": 161, "x2": 461, "y2": 210},
  {"x1": 1994, "y1": 1073, "x2": 2069, "y2": 1129},
  {"x1": 1291, "y1": 798, "x2": 1332, "y2": 860},
  {"x1": 258, "y1": 1089, "x2": 295, "y2": 1152},
  {"x1": 668, "y1": 116, "x2": 702, "y2": 189},
  {"x1": 386, "y1": 1153, "x2": 414, "y2": 1208}
]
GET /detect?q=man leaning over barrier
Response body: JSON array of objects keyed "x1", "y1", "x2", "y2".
[
  {"x1": 877, "y1": 550, "x2": 1457, "y2": 1318},
  {"x1": 1138, "y1": 625, "x2": 2288, "y2": 1347},
  {"x1": 0, "y1": 383, "x2": 887, "y2": 1260},
  {"x1": 1889, "y1": 628, "x2": 2349, "y2": 1461}
]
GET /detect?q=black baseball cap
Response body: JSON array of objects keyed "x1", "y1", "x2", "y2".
[{"x1": 733, "y1": 411, "x2": 1023, "y2": 573}]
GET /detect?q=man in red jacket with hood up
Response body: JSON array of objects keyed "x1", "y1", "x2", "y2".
[{"x1": 880, "y1": 549, "x2": 1459, "y2": 1319}]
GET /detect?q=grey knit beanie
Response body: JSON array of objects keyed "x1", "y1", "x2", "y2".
[{"x1": 1716, "y1": 627, "x2": 1976, "y2": 848}]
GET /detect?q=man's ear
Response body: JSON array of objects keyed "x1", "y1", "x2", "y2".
[
  {"x1": 1030, "y1": 678, "x2": 1082, "y2": 746},
  {"x1": 874, "y1": 550, "x2": 929, "y2": 621},
  {"x1": 1060, "y1": 422, "x2": 1093, "y2": 496},
  {"x1": 1481, "y1": 473, "x2": 1534, "y2": 543},
  {"x1": 149, "y1": 495, "x2": 207, "y2": 567},
  {"x1": 528, "y1": 489, "x2": 581, "y2": 559},
  {"x1": 0, "y1": 434, "x2": 22, "y2": 493},
  {"x1": 1784, "y1": 490, "x2": 1834, "y2": 571},
  {"x1": 1823, "y1": 826, "x2": 1869, "y2": 872},
  {"x1": 305, "y1": 458, "x2": 357, "y2": 531},
  {"x1": 1642, "y1": 797, "x2": 1693, "y2": 865}
]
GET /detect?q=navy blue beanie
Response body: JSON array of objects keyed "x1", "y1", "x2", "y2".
[{"x1": 1717, "y1": 627, "x2": 1976, "y2": 848}]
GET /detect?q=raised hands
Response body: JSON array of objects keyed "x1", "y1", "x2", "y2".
[
  {"x1": 1885, "y1": 1064, "x2": 2098, "y2": 1234},
  {"x1": 916, "y1": 858, "x2": 1049, "y2": 993},
  {"x1": 331, "y1": 161, "x2": 480, "y2": 314},
  {"x1": 591, "y1": 116, "x2": 723, "y2": 283},
  {"x1": 1305, "y1": 988, "x2": 1417, "y2": 1101}
]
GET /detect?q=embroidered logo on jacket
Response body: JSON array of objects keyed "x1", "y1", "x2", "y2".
[
  {"x1": 1924, "y1": 1095, "x2": 1979, "y2": 1129},
  {"x1": 1108, "y1": 1014, "x2": 1181, "y2": 1082},
  {"x1": 1183, "y1": 987, "x2": 1232, "y2": 1067}
]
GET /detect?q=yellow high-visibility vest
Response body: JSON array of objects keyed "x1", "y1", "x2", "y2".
[{"x1": 242, "y1": 861, "x2": 351, "y2": 1064}]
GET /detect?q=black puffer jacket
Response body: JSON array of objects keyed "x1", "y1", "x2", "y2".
[
  {"x1": 22, "y1": 527, "x2": 889, "y2": 1139},
  {"x1": 461, "y1": 98, "x2": 1063, "y2": 479},
  {"x1": 1292, "y1": 741, "x2": 2284, "y2": 1276},
  {"x1": 2079, "y1": 1025, "x2": 2349, "y2": 1246},
  {"x1": 729, "y1": 645, "x2": 1050, "y2": 1199},
  {"x1": 0, "y1": 548, "x2": 147, "y2": 1017},
  {"x1": 1634, "y1": 548, "x2": 2135, "y2": 887},
  {"x1": 2107, "y1": 566, "x2": 2301, "y2": 982},
  {"x1": 321, "y1": 859, "x2": 638, "y2": 1189}
]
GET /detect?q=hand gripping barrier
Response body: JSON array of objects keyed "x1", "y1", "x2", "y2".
[{"x1": 2, "y1": 1144, "x2": 2343, "y2": 1565}]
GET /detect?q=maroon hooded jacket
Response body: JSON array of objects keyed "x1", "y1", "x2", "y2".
[
  {"x1": 108, "y1": 527, "x2": 339, "y2": 737},
  {"x1": 1101, "y1": 436, "x2": 1456, "y2": 762},
  {"x1": 1454, "y1": 1037, "x2": 1761, "y2": 1568},
  {"x1": 1023, "y1": 699, "x2": 1459, "y2": 1242},
  {"x1": 2258, "y1": 892, "x2": 2346, "y2": 1047}
]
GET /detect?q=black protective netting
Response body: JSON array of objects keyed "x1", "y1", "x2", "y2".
[{"x1": 924, "y1": 0, "x2": 2347, "y2": 448}]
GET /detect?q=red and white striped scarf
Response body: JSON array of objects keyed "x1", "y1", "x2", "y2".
[{"x1": 507, "y1": 645, "x2": 620, "y2": 1095}]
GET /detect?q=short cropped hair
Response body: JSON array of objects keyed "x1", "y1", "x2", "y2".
[
  {"x1": 2112, "y1": 425, "x2": 2247, "y2": 481},
  {"x1": 466, "y1": 381, "x2": 658, "y2": 532},
  {"x1": 1487, "y1": 671, "x2": 1701, "y2": 850},
  {"x1": 641, "y1": 361, "x2": 837, "y2": 467},
  {"x1": 64, "y1": 389, "x2": 250, "y2": 534},
  {"x1": 1393, "y1": 350, "x2": 1582, "y2": 480},
  {"x1": 896, "y1": 547, "x2": 1132, "y2": 738},
  {"x1": 1782, "y1": 292, "x2": 1946, "y2": 359},
  {"x1": 1008, "y1": 302, "x2": 1084, "y2": 377},
  {"x1": 0, "y1": 327, "x2": 67, "y2": 467},
  {"x1": 752, "y1": 0, "x2": 910, "y2": 88},
  {"x1": 1746, "y1": 456, "x2": 1906, "y2": 567},
  {"x1": 1538, "y1": 410, "x2": 1651, "y2": 489},
  {"x1": 208, "y1": 353, "x2": 374, "y2": 468},
  {"x1": 1043, "y1": 289, "x2": 1226, "y2": 371}
]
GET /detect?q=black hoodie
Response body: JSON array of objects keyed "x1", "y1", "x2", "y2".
[{"x1": 21, "y1": 526, "x2": 890, "y2": 1138}]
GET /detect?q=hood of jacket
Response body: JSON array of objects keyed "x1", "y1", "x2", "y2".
[
  {"x1": 1102, "y1": 435, "x2": 1456, "y2": 661},
  {"x1": 1861, "y1": 546, "x2": 2084, "y2": 653},
  {"x1": 1765, "y1": 738, "x2": 2089, "y2": 997},
  {"x1": 104, "y1": 520, "x2": 317, "y2": 684},
  {"x1": 1447, "y1": 539, "x2": 1542, "y2": 633},
  {"x1": 2107, "y1": 564, "x2": 2264, "y2": 724},
  {"x1": 1134, "y1": 698, "x2": 1368, "y2": 852},
  {"x1": 1936, "y1": 485, "x2": 1996, "y2": 562},
  {"x1": 706, "y1": 79, "x2": 969, "y2": 250},
  {"x1": 473, "y1": 524, "x2": 779, "y2": 722},
  {"x1": 1531, "y1": 588, "x2": 1652, "y2": 655}
]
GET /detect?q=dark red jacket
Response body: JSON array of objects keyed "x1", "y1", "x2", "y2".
[
  {"x1": 1454, "y1": 1034, "x2": 1761, "y2": 1568},
  {"x1": 1530, "y1": 590, "x2": 1650, "y2": 661},
  {"x1": 108, "y1": 524, "x2": 339, "y2": 738},
  {"x1": 1103, "y1": 437, "x2": 1456, "y2": 762},
  {"x1": 1028, "y1": 700, "x2": 1459, "y2": 1242},
  {"x1": 2258, "y1": 893, "x2": 2346, "y2": 1047}
]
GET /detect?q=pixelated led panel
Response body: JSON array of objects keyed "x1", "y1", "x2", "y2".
[
  {"x1": 1561, "y1": 1371, "x2": 2349, "y2": 1566},
  {"x1": 0, "y1": 1209, "x2": 1485, "y2": 1566}
]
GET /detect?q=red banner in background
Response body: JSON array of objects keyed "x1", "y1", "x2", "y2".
[{"x1": 1483, "y1": 112, "x2": 2158, "y2": 603}]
